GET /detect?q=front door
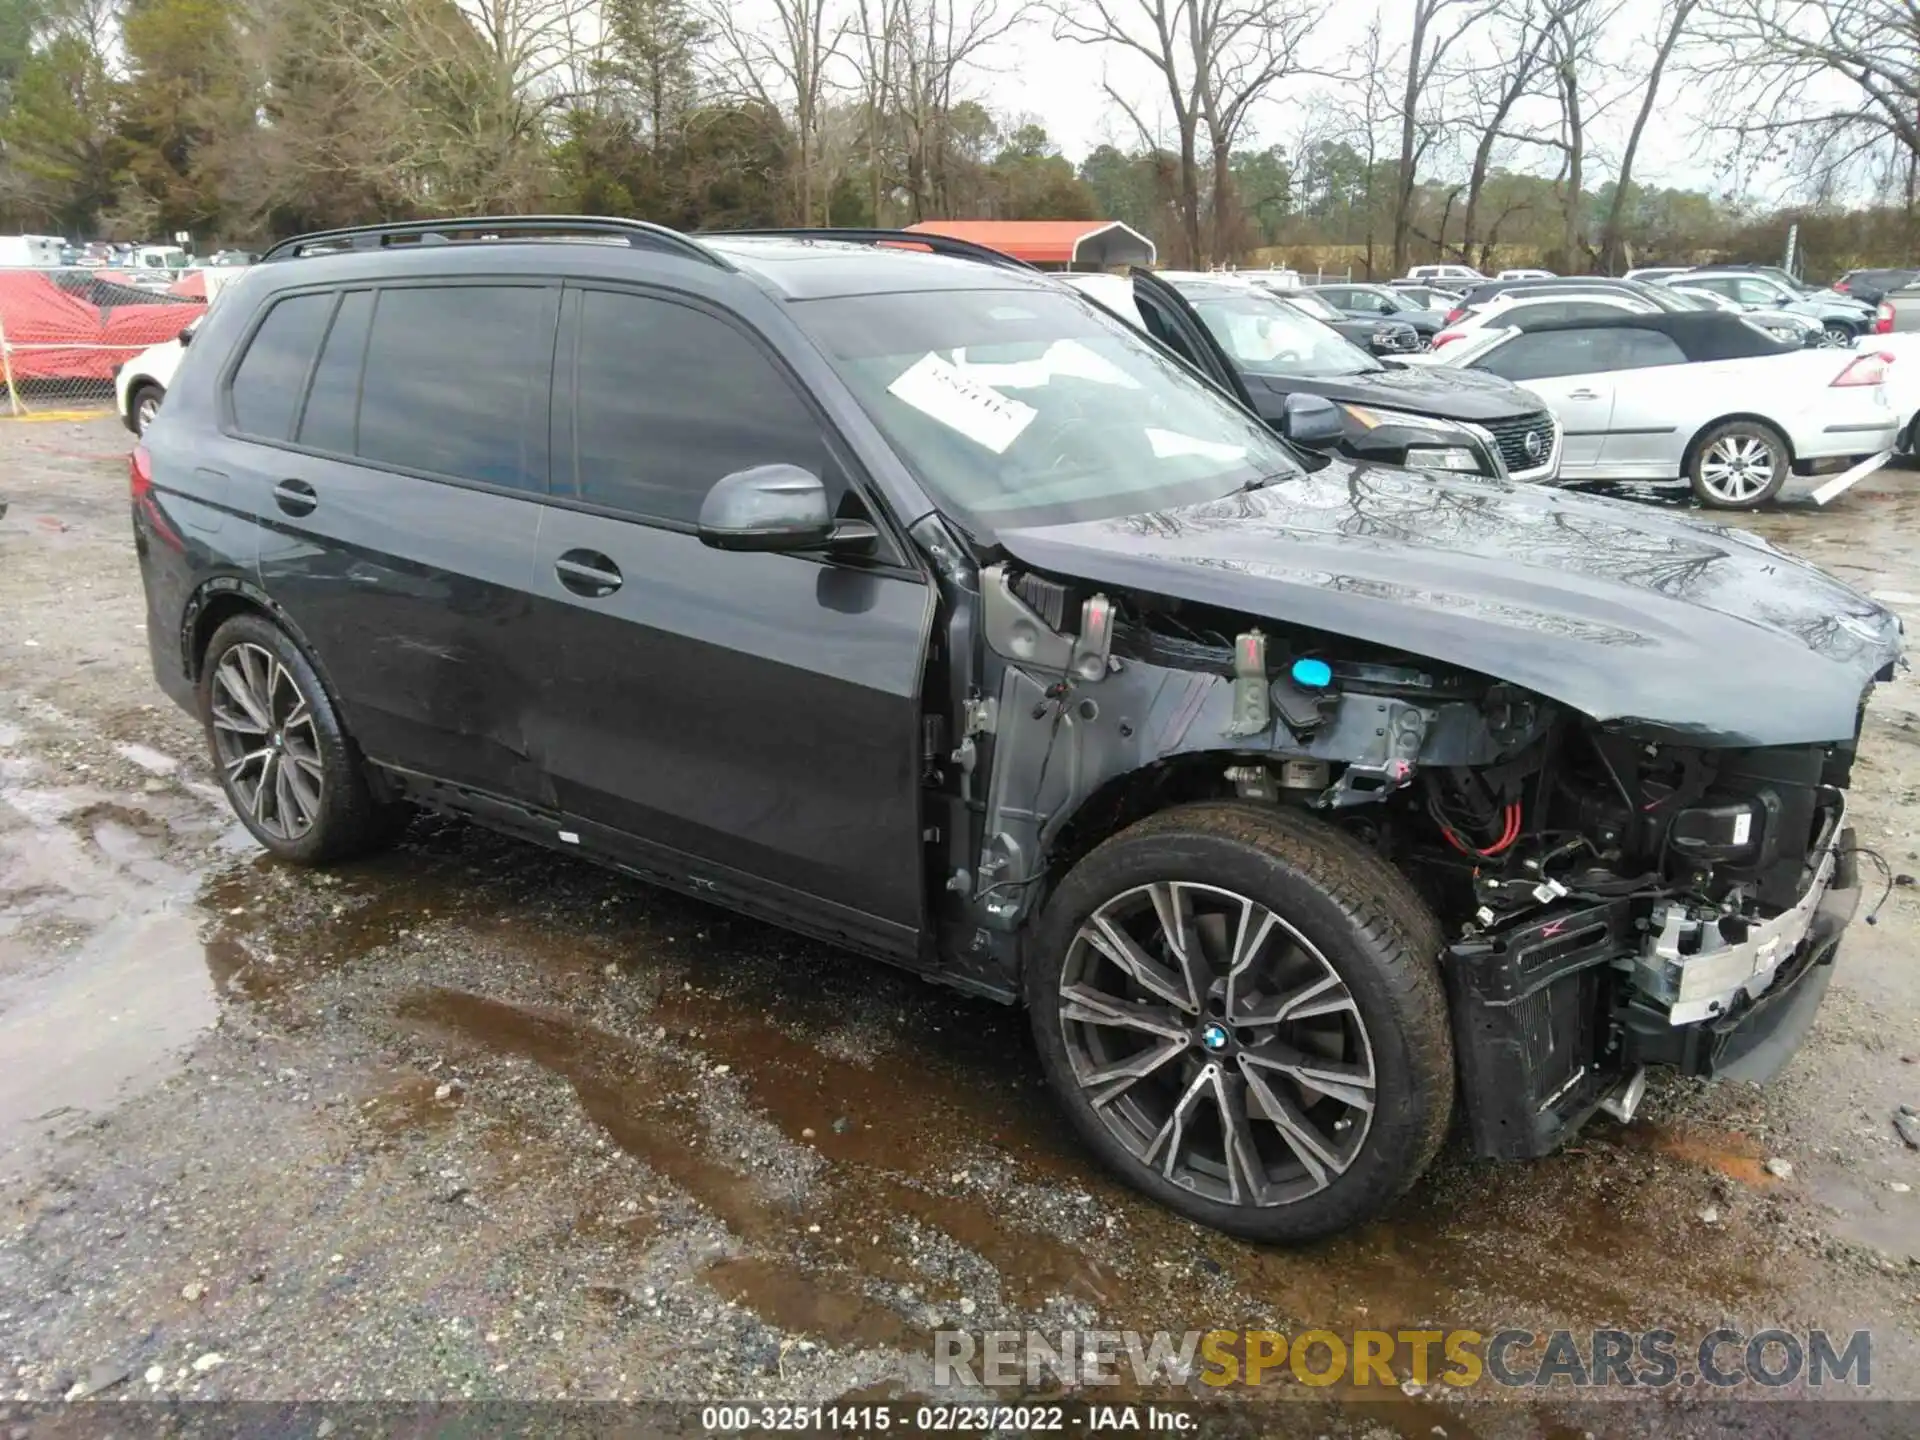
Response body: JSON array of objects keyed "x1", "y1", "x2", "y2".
[{"x1": 524, "y1": 285, "x2": 931, "y2": 958}]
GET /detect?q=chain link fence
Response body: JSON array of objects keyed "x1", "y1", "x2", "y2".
[{"x1": 0, "y1": 266, "x2": 236, "y2": 421}]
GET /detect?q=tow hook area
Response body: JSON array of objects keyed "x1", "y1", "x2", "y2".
[{"x1": 1597, "y1": 1067, "x2": 1647, "y2": 1123}]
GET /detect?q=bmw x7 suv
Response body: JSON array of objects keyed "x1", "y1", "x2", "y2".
[{"x1": 132, "y1": 218, "x2": 1900, "y2": 1241}]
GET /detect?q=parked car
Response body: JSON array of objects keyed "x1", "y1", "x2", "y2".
[
  {"x1": 135, "y1": 218, "x2": 1898, "y2": 1243},
  {"x1": 1062, "y1": 269, "x2": 1558, "y2": 481},
  {"x1": 1403, "y1": 263, "x2": 1486, "y2": 285},
  {"x1": 1676, "y1": 270, "x2": 1872, "y2": 346},
  {"x1": 1431, "y1": 310, "x2": 1896, "y2": 506},
  {"x1": 1623, "y1": 266, "x2": 1690, "y2": 284},
  {"x1": 1431, "y1": 291, "x2": 1670, "y2": 350},
  {"x1": 1279, "y1": 287, "x2": 1425, "y2": 356},
  {"x1": 1309, "y1": 282, "x2": 1447, "y2": 343},
  {"x1": 1832, "y1": 268, "x2": 1918, "y2": 307},
  {"x1": 1387, "y1": 281, "x2": 1467, "y2": 309},
  {"x1": 116, "y1": 316, "x2": 201, "y2": 435},
  {"x1": 1659, "y1": 283, "x2": 1824, "y2": 347},
  {"x1": 1445, "y1": 275, "x2": 1820, "y2": 347},
  {"x1": 1874, "y1": 279, "x2": 1920, "y2": 335},
  {"x1": 1496, "y1": 268, "x2": 1555, "y2": 280},
  {"x1": 1689, "y1": 262, "x2": 1820, "y2": 294}
]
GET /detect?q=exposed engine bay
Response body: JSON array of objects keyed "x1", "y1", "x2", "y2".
[{"x1": 928, "y1": 556, "x2": 1875, "y2": 1159}]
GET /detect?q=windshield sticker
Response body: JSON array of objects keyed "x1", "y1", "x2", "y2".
[
  {"x1": 887, "y1": 352, "x2": 1037, "y2": 454},
  {"x1": 1145, "y1": 428, "x2": 1248, "y2": 463},
  {"x1": 949, "y1": 340, "x2": 1142, "y2": 391}
]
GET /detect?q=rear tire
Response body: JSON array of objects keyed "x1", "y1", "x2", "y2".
[
  {"x1": 198, "y1": 613, "x2": 403, "y2": 864},
  {"x1": 1026, "y1": 802, "x2": 1454, "y2": 1243},
  {"x1": 1689, "y1": 420, "x2": 1789, "y2": 509}
]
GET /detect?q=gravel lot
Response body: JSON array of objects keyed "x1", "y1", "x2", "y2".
[{"x1": 1, "y1": 415, "x2": 1917, "y2": 1431}]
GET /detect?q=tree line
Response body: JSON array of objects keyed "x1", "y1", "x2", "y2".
[{"x1": 0, "y1": 0, "x2": 1914, "y2": 278}]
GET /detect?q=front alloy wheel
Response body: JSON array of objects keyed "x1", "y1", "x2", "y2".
[
  {"x1": 1059, "y1": 882, "x2": 1375, "y2": 1207},
  {"x1": 1817, "y1": 323, "x2": 1853, "y2": 348},
  {"x1": 209, "y1": 641, "x2": 325, "y2": 841},
  {"x1": 1028, "y1": 803, "x2": 1454, "y2": 1242}
]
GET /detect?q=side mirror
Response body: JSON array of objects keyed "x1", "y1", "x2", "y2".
[
  {"x1": 698, "y1": 464, "x2": 875, "y2": 554},
  {"x1": 1280, "y1": 393, "x2": 1346, "y2": 449}
]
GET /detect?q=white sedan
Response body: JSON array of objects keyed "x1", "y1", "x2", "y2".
[
  {"x1": 1431, "y1": 310, "x2": 1896, "y2": 508},
  {"x1": 114, "y1": 318, "x2": 197, "y2": 436}
]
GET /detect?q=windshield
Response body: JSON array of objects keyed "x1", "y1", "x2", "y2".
[
  {"x1": 1281, "y1": 291, "x2": 1345, "y2": 322},
  {"x1": 796, "y1": 287, "x2": 1304, "y2": 536},
  {"x1": 1178, "y1": 287, "x2": 1381, "y2": 377}
]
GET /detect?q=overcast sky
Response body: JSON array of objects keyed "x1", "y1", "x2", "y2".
[{"x1": 964, "y1": 0, "x2": 1748, "y2": 197}]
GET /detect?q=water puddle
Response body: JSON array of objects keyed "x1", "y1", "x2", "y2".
[
  {"x1": 702, "y1": 1256, "x2": 928, "y2": 1350},
  {"x1": 0, "y1": 907, "x2": 217, "y2": 1159}
]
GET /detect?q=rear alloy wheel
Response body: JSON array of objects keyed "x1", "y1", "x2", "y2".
[
  {"x1": 199, "y1": 613, "x2": 403, "y2": 864},
  {"x1": 1690, "y1": 421, "x2": 1788, "y2": 509},
  {"x1": 1028, "y1": 803, "x2": 1453, "y2": 1242}
]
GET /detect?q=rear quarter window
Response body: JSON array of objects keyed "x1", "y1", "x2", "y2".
[{"x1": 229, "y1": 292, "x2": 333, "y2": 440}]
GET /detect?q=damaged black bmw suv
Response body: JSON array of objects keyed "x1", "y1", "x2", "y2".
[{"x1": 132, "y1": 218, "x2": 1901, "y2": 1241}]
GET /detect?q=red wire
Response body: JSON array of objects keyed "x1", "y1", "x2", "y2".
[{"x1": 1442, "y1": 802, "x2": 1522, "y2": 859}]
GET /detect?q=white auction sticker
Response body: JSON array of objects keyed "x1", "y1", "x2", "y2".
[{"x1": 887, "y1": 352, "x2": 1037, "y2": 454}]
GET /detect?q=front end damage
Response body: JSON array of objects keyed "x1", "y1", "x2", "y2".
[{"x1": 931, "y1": 547, "x2": 1887, "y2": 1161}]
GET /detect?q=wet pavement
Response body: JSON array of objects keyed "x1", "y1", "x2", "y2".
[{"x1": 1, "y1": 419, "x2": 1918, "y2": 1429}]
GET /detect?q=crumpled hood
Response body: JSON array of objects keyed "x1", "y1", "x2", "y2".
[{"x1": 998, "y1": 462, "x2": 1902, "y2": 746}]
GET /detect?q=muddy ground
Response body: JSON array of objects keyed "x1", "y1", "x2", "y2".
[{"x1": 1, "y1": 416, "x2": 1917, "y2": 1433}]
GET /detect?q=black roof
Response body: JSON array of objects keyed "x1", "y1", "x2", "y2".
[{"x1": 1493, "y1": 308, "x2": 1794, "y2": 362}]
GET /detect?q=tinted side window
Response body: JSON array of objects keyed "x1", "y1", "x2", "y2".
[
  {"x1": 230, "y1": 293, "x2": 332, "y2": 439},
  {"x1": 296, "y1": 289, "x2": 372, "y2": 453},
  {"x1": 1605, "y1": 330, "x2": 1689, "y2": 369},
  {"x1": 1472, "y1": 328, "x2": 1615, "y2": 382},
  {"x1": 357, "y1": 286, "x2": 556, "y2": 492},
  {"x1": 569, "y1": 291, "x2": 830, "y2": 525}
]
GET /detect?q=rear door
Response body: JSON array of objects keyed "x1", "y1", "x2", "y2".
[
  {"x1": 524, "y1": 283, "x2": 931, "y2": 958},
  {"x1": 1466, "y1": 327, "x2": 1620, "y2": 474},
  {"x1": 249, "y1": 281, "x2": 558, "y2": 803}
]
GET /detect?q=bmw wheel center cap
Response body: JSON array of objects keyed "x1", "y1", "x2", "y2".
[{"x1": 1200, "y1": 1023, "x2": 1230, "y2": 1052}]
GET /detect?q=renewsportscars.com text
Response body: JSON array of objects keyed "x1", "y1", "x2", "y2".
[{"x1": 931, "y1": 1327, "x2": 1873, "y2": 1391}]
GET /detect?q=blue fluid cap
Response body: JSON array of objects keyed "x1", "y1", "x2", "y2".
[{"x1": 1291, "y1": 658, "x2": 1332, "y2": 689}]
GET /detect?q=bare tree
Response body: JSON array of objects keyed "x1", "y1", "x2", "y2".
[
  {"x1": 1190, "y1": 0, "x2": 1321, "y2": 260},
  {"x1": 1454, "y1": 0, "x2": 1562, "y2": 264},
  {"x1": 1691, "y1": 0, "x2": 1920, "y2": 201},
  {"x1": 1596, "y1": 0, "x2": 1694, "y2": 272},
  {"x1": 1542, "y1": 0, "x2": 1614, "y2": 271},
  {"x1": 1048, "y1": 0, "x2": 1206, "y2": 262},
  {"x1": 885, "y1": 0, "x2": 1028, "y2": 218},
  {"x1": 1391, "y1": 0, "x2": 1496, "y2": 274},
  {"x1": 705, "y1": 0, "x2": 853, "y2": 223},
  {"x1": 1050, "y1": 0, "x2": 1319, "y2": 265}
]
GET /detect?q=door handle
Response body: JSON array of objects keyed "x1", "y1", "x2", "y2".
[
  {"x1": 555, "y1": 549, "x2": 623, "y2": 598},
  {"x1": 1567, "y1": 389, "x2": 1601, "y2": 401},
  {"x1": 273, "y1": 478, "x2": 317, "y2": 517}
]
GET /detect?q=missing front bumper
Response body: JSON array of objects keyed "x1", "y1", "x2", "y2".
[{"x1": 1444, "y1": 833, "x2": 1861, "y2": 1160}]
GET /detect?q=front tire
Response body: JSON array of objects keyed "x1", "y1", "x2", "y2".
[
  {"x1": 198, "y1": 613, "x2": 400, "y2": 864},
  {"x1": 1689, "y1": 420, "x2": 1789, "y2": 509},
  {"x1": 130, "y1": 383, "x2": 164, "y2": 436},
  {"x1": 1818, "y1": 322, "x2": 1854, "y2": 349},
  {"x1": 1027, "y1": 803, "x2": 1454, "y2": 1242}
]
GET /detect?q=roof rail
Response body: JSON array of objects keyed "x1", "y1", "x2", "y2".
[
  {"x1": 703, "y1": 227, "x2": 1039, "y2": 273},
  {"x1": 260, "y1": 215, "x2": 730, "y2": 270}
]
